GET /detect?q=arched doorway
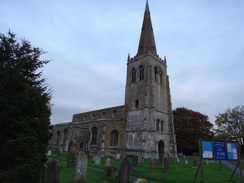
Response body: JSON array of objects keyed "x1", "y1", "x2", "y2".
[{"x1": 158, "y1": 140, "x2": 165, "y2": 162}]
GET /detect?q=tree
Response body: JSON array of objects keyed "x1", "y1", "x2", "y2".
[
  {"x1": 0, "y1": 31, "x2": 52, "y2": 183},
  {"x1": 215, "y1": 105, "x2": 244, "y2": 145},
  {"x1": 173, "y1": 107, "x2": 214, "y2": 155}
]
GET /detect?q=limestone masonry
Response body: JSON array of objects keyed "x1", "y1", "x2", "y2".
[{"x1": 49, "y1": 1, "x2": 177, "y2": 159}]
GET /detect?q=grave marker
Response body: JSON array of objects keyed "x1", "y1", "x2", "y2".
[{"x1": 75, "y1": 151, "x2": 87, "y2": 183}]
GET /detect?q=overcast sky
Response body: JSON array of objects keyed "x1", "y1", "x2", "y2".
[{"x1": 1, "y1": 0, "x2": 243, "y2": 125}]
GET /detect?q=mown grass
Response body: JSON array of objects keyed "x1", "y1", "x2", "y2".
[{"x1": 47, "y1": 153, "x2": 243, "y2": 183}]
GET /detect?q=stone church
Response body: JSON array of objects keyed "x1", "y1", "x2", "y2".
[{"x1": 49, "y1": 1, "x2": 177, "y2": 159}]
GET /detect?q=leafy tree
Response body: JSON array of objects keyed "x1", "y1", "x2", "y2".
[
  {"x1": 173, "y1": 107, "x2": 214, "y2": 155},
  {"x1": 215, "y1": 105, "x2": 244, "y2": 145},
  {"x1": 0, "y1": 31, "x2": 52, "y2": 183}
]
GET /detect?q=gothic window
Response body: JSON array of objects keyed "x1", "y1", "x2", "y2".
[
  {"x1": 139, "y1": 65, "x2": 144, "y2": 80},
  {"x1": 102, "y1": 112, "x2": 106, "y2": 118},
  {"x1": 91, "y1": 127, "x2": 98, "y2": 145},
  {"x1": 161, "y1": 120, "x2": 164, "y2": 132},
  {"x1": 110, "y1": 130, "x2": 119, "y2": 147},
  {"x1": 156, "y1": 119, "x2": 160, "y2": 131},
  {"x1": 154, "y1": 67, "x2": 158, "y2": 83},
  {"x1": 113, "y1": 110, "x2": 117, "y2": 118},
  {"x1": 132, "y1": 68, "x2": 136, "y2": 83},
  {"x1": 135, "y1": 99, "x2": 139, "y2": 109},
  {"x1": 63, "y1": 129, "x2": 68, "y2": 145},
  {"x1": 56, "y1": 131, "x2": 60, "y2": 144}
]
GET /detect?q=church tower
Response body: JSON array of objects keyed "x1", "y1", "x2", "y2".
[{"x1": 124, "y1": 1, "x2": 177, "y2": 158}]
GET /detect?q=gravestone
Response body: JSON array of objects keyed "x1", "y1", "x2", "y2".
[
  {"x1": 67, "y1": 151, "x2": 76, "y2": 168},
  {"x1": 75, "y1": 151, "x2": 87, "y2": 183},
  {"x1": 43, "y1": 159, "x2": 61, "y2": 183},
  {"x1": 105, "y1": 158, "x2": 111, "y2": 166},
  {"x1": 192, "y1": 158, "x2": 197, "y2": 168},
  {"x1": 47, "y1": 150, "x2": 51, "y2": 156},
  {"x1": 104, "y1": 166, "x2": 117, "y2": 179},
  {"x1": 138, "y1": 154, "x2": 144, "y2": 166},
  {"x1": 115, "y1": 153, "x2": 121, "y2": 160},
  {"x1": 185, "y1": 159, "x2": 189, "y2": 165},
  {"x1": 118, "y1": 156, "x2": 130, "y2": 183},
  {"x1": 94, "y1": 156, "x2": 101, "y2": 165},
  {"x1": 149, "y1": 159, "x2": 156, "y2": 169},
  {"x1": 163, "y1": 157, "x2": 169, "y2": 172}
]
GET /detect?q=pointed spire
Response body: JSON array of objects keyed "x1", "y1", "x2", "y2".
[{"x1": 136, "y1": 0, "x2": 157, "y2": 57}]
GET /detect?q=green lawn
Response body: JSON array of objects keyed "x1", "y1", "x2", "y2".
[{"x1": 47, "y1": 153, "x2": 243, "y2": 183}]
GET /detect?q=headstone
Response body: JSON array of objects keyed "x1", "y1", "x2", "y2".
[
  {"x1": 163, "y1": 157, "x2": 169, "y2": 172},
  {"x1": 176, "y1": 157, "x2": 180, "y2": 163},
  {"x1": 134, "y1": 178, "x2": 149, "y2": 183},
  {"x1": 105, "y1": 158, "x2": 111, "y2": 166},
  {"x1": 149, "y1": 159, "x2": 156, "y2": 169},
  {"x1": 192, "y1": 158, "x2": 197, "y2": 168},
  {"x1": 185, "y1": 159, "x2": 189, "y2": 165},
  {"x1": 47, "y1": 150, "x2": 51, "y2": 156},
  {"x1": 43, "y1": 159, "x2": 61, "y2": 183},
  {"x1": 138, "y1": 155, "x2": 144, "y2": 166},
  {"x1": 116, "y1": 153, "x2": 121, "y2": 160},
  {"x1": 75, "y1": 151, "x2": 87, "y2": 183},
  {"x1": 67, "y1": 151, "x2": 76, "y2": 168},
  {"x1": 94, "y1": 156, "x2": 101, "y2": 165},
  {"x1": 104, "y1": 166, "x2": 117, "y2": 178},
  {"x1": 118, "y1": 156, "x2": 130, "y2": 183}
]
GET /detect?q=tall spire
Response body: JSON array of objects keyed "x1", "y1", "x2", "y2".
[{"x1": 136, "y1": 0, "x2": 157, "y2": 57}]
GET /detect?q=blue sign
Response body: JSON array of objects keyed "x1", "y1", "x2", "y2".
[
  {"x1": 214, "y1": 141, "x2": 226, "y2": 160},
  {"x1": 227, "y1": 142, "x2": 238, "y2": 160},
  {"x1": 201, "y1": 141, "x2": 213, "y2": 159}
]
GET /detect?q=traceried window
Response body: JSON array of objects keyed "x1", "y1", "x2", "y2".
[
  {"x1": 132, "y1": 68, "x2": 136, "y2": 83},
  {"x1": 110, "y1": 130, "x2": 119, "y2": 147},
  {"x1": 139, "y1": 65, "x2": 144, "y2": 80},
  {"x1": 91, "y1": 127, "x2": 98, "y2": 145}
]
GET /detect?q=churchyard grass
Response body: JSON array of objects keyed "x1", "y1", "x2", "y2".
[{"x1": 47, "y1": 153, "x2": 241, "y2": 183}]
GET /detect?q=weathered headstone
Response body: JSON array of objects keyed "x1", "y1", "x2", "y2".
[
  {"x1": 75, "y1": 151, "x2": 87, "y2": 183},
  {"x1": 115, "y1": 153, "x2": 121, "y2": 160},
  {"x1": 185, "y1": 159, "x2": 189, "y2": 165},
  {"x1": 94, "y1": 156, "x2": 101, "y2": 165},
  {"x1": 47, "y1": 150, "x2": 51, "y2": 156},
  {"x1": 43, "y1": 159, "x2": 61, "y2": 183},
  {"x1": 67, "y1": 151, "x2": 76, "y2": 168},
  {"x1": 192, "y1": 158, "x2": 197, "y2": 168},
  {"x1": 138, "y1": 154, "x2": 144, "y2": 166},
  {"x1": 163, "y1": 157, "x2": 169, "y2": 172},
  {"x1": 118, "y1": 156, "x2": 130, "y2": 183},
  {"x1": 104, "y1": 166, "x2": 117, "y2": 179},
  {"x1": 105, "y1": 158, "x2": 111, "y2": 166},
  {"x1": 149, "y1": 159, "x2": 156, "y2": 169}
]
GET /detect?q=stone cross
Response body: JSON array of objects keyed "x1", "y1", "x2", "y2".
[
  {"x1": 75, "y1": 151, "x2": 87, "y2": 183},
  {"x1": 118, "y1": 156, "x2": 130, "y2": 183},
  {"x1": 43, "y1": 159, "x2": 61, "y2": 183}
]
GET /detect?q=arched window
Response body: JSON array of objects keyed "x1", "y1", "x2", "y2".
[
  {"x1": 156, "y1": 119, "x2": 160, "y2": 131},
  {"x1": 161, "y1": 120, "x2": 164, "y2": 132},
  {"x1": 139, "y1": 65, "x2": 144, "y2": 80},
  {"x1": 135, "y1": 99, "x2": 139, "y2": 109},
  {"x1": 63, "y1": 129, "x2": 68, "y2": 145},
  {"x1": 113, "y1": 110, "x2": 117, "y2": 118},
  {"x1": 102, "y1": 112, "x2": 106, "y2": 118},
  {"x1": 154, "y1": 67, "x2": 158, "y2": 83},
  {"x1": 110, "y1": 130, "x2": 119, "y2": 147},
  {"x1": 56, "y1": 131, "x2": 60, "y2": 144},
  {"x1": 91, "y1": 127, "x2": 98, "y2": 145},
  {"x1": 132, "y1": 68, "x2": 136, "y2": 83}
]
